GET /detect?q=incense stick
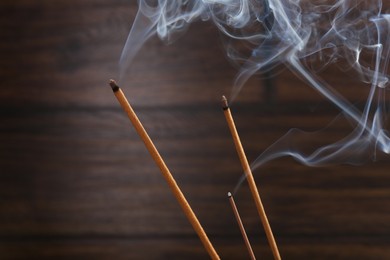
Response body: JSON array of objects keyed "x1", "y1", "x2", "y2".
[
  {"x1": 228, "y1": 192, "x2": 256, "y2": 260},
  {"x1": 109, "y1": 79, "x2": 219, "y2": 260},
  {"x1": 222, "y1": 96, "x2": 281, "y2": 260}
]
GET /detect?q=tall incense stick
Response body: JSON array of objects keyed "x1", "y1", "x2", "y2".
[
  {"x1": 228, "y1": 192, "x2": 256, "y2": 260},
  {"x1": 109, "y1": 79, "x2": 219, "y2": 260},
  {"x1": 222, "y1": 96, "x2": 281, "y2": 260}
]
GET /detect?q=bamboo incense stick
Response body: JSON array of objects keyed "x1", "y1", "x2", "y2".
[
  {"x1": 222, "y1": 96, "x2": 281, "y2": 260},
  {"x1": 109, "y1": 79, "x2": 219, "y2": 260},
  {"x1": 228, "y1": 192, "x2": 256, "y2": 260}
]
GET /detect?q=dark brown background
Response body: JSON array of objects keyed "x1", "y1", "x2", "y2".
[{"x1": 1, "y1": 1, "x2": 390, "y2": 259}]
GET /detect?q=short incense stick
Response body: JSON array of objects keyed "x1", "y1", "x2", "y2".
[
  {"x1": 228, "y1": 192, "x2": 256, "y2": 260},
  {"x1": 109, "y1": 79, "x2": 219, "y2": 260},
  {"x1": 222, "y1": 96, "x2": 281, "y2": 260}
]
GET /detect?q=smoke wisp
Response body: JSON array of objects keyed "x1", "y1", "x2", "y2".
[{"x1": 120, "y1": 0, "x2": 390, "y2": 190}]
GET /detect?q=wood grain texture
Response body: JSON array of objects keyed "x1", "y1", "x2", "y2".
[{"x1": 1, "y1": 1, "x2": 390, "y2": 259}]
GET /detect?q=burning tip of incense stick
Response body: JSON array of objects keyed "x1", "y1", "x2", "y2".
[
  {"x1": 109, "y1": 79, "x2": 119, "y2": 92},
  {"x1": 221, "y1": 95, "x2": 229, "y2": 110},
  {"x1": 227, "y1": 192, "x2": 232, "y2": 198}
]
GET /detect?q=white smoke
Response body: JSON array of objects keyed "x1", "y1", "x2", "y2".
[{"x1": 119, "y1": 0, "x2": 390, "y2": 188}]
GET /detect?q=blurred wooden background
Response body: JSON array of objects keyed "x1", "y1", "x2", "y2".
[{"x1": 1, "y1": 1, "x2": 390, "y2": 259}]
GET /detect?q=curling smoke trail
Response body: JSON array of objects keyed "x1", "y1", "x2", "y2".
[{"x1": 119, "y1": 0, "x2": 390, "y2": 191}]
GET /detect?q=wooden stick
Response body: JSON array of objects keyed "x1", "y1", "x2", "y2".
[
  {"x1": 222, "y1": 96, "x2": 281, "y2": 260},
  {"x1": 228, "y1": 192, "x2": 256, "y2": 260},
  {"x1": 109, "y1": 79, "x2": 219, "y2": 260}
]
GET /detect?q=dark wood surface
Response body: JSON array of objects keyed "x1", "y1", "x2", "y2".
[{"x1": 1, "y1": 1, "x2": 390, "y2": 259}]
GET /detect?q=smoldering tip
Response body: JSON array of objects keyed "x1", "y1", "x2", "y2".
[
  {"x1": 109, "y1": 79, "x2": 120, "y2": 92},
  {"x1": 227, "y1": 192, "x2": 232, "y2": 198},
  {"x1": 221, "y1": 95, "x2": 229, "y2": 110}
]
